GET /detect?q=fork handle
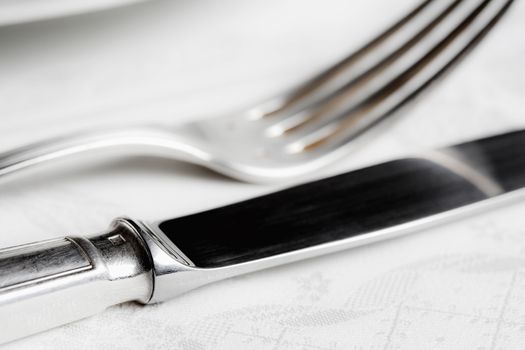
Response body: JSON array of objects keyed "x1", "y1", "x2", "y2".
[
  {"x1": 0, "y1": 127, "x2": 181, "y2": 179},
  {"x1": 0, "y1": 219, "x2": 153, "y2": 344}
]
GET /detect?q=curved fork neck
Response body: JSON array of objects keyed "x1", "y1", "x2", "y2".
[{"x1": 0, "y1": 126, "x2": 208, "y2": 179}]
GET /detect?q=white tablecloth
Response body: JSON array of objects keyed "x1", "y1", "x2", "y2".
[{"x1": 1, "y1": 0, "x2": 525, "y2": 348}]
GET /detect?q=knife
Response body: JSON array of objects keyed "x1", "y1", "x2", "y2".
[{"x1": 1, "y1": 129, "x2": 525, "y2": 343}]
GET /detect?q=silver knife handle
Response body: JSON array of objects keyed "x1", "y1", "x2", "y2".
[{"x1": 0, "y1": 219, "x2": 153, "y2": 344}]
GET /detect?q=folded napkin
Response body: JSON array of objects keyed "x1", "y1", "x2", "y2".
[{"x1": 1, "y1": 0, "x2": 524, "y2": 348}]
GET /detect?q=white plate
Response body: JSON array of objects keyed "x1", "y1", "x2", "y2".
[{"x1": 0, "y1": 0, "x2": 144, "y2": 26}]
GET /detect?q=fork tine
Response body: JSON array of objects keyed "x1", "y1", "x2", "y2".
[
  {"x1": 283, "y1": 0, "x2": 512, "y2": 154},
  {"x1": 255, "y1": 0, "x2": 434, "y2": 119},
  {"x1": 266, "y1": 0, "x2": 463, "y2": 136}
]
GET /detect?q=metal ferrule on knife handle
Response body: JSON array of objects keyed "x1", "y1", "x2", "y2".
[
  {"x1": 2, "y1": 130, "x2": 525, "y2": 343},
  {"x1": 0, "y1": 219, "x2": 153, "y2": 343}
]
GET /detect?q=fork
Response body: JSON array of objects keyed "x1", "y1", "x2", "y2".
[{"x1": 0, "y1": 0, "x2": 512, "y2": 183}]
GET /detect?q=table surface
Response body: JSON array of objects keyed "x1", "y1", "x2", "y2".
[{"x1": 1, "y1": 0, "x2": 525, "y2": 348}]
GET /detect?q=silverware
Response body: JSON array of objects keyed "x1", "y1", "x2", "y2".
[
  {"x1": 0, "y1": 0, "x2": 512, "y2": 183},
  {"x1": 2, "y1": 128, "x2": 525, "y2": 343}
]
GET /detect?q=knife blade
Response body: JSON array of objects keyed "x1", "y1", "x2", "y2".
[{"x1": 1, "y1": 129, "x2": 525, "y2": 343}]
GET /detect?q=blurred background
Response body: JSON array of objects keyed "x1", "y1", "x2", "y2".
[
  {"x1": 3, "y1": 0, "x2": 523, "y2": 152},
  {"x1": 1, "y1": 0, "x2": 523, "y2": 224},
  {"x1": 1, "y1": 0, "x2": 525, "y2": 348}
]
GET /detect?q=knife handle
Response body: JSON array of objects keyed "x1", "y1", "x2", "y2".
[{"x1": 0, "y1": 219, "x2": 153, "y2": 344}]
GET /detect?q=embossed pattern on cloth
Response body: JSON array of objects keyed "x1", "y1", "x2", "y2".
[{"x1": 0, "y1": 0, "x2": 524, "y2": 349}]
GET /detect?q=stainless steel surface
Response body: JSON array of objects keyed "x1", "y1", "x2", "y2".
[
  {"x1": 1, "y1": 128, "x2": 525, "y2": 342},
  {"x1": 137, "y1": 129, "x2": 525, "y2": 306},
  {"x1": 141, "y1": 191, "x2": 525, "y2": 304},
  {"x1": 0, "y1": 0, "x2": 512, "y2": 183},
  {"x1": 139, "y1": 129, "x2": 525, "y2": 302},
  {"x1": 0, "y1": 219, "x2": 153, "y2": 344}
]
